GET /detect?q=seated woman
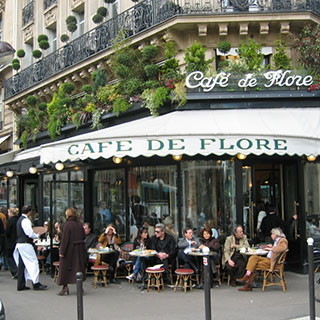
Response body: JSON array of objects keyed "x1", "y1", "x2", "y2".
[
  {"x1": 237, "y1": 227, "x2": 288, "y2": 291},
  {"x1": 97, "y1": 224, "x2": 122, "y2": 284},
  {"x1": 126, "y1": 227, "x2": 152, "y2": 281},
  {"x1": 199, "y1": 227, "x2": 220, "y2": 276}
]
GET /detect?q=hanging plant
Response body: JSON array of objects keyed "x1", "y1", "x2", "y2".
[
  {"x1": 32, "y1": 50, "x2": 42, "y2": 59},
  {"x1": 17, "y1": 49, "x2": 25, "y2": 58}
]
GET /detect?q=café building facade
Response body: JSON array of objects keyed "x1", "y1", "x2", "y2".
[{"x1": 1, "y1": 0, "x2": 320, "y2": 273}]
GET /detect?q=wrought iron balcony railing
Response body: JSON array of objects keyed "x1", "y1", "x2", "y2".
[
  {"x1": 43, "y1": 0, "x2": 57, "y2": 11},
  {"x1": 5, "y1": 0, "x2": 320, "y2": 100},
  {"x1": 22, "y1": 1, "x2": 34, "y2": 27}
]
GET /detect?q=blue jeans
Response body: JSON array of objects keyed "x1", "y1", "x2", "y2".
[{"x1": 133, "y1": 257, "x2": 142, "y2": 275}]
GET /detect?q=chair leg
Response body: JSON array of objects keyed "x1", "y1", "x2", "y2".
[
  {"x1": 183, "y1": 275, "x2": 188, "y2": 293},
  {"x1": 280, "y1": 271, "x2": 286, "y2": 292},
  {"x1": 147, "y1": 273, "x2": 151, "y2": 292},
  {"x1": 174, "y1": 275, "x2": 180, "y2": 292},
  {"x1": 93, "y1": 271, "x2": 99, "y2": 288},
  {"x1": 102, "y1": 270, "x2": 108, "y2": 288}
]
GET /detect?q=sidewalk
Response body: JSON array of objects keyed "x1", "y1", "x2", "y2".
[{"x1": 0, "y1": 269, "x2": 319, "y2": 320}]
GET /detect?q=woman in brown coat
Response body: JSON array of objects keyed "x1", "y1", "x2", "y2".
[{"x1": 57, "y1": 208, "x2": 86, "y2": 295}]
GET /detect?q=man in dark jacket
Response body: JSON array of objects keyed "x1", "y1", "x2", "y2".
[
  {"x1": 151, "y1": 223, "x2": 176, "y2": 283},
  {"x1": 260, "y1": 206, "x2": 282, "y2": 242},
  {"x1": 5, "y1": 208, "x2": 19, "y2": 278}
]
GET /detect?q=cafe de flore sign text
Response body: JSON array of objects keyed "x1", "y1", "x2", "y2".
[{"x1": 186, "y1": 70, "x2": 313, "y2": 92}]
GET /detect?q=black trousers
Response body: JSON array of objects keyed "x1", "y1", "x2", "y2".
[
  {"x1": 17, "y1": 254, "x2": 27, "y2": 290},
  {"x1": 178, "y1": 251, "x2": 199, "y2": 271},
  {"x1": 101, "y1": 251, "x2": 119, "y2": 279},
  {"x1": 225, "y1": 253, "x2": 247, "y2": 282},
  {"x1": 5, "y1": 248, "x2": 17, "y2": 276}
]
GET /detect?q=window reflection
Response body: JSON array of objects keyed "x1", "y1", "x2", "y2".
[
  {"x1": 181, "y1": 160, "x2": 236, "y2": 238},
  {"x1": 304, "y1": 163, "x2": 320, "y2": 239}
]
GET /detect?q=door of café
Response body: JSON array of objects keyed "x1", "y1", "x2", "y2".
[{"x1": 242, "y1": 160, "x2": 300, "y2": 254}]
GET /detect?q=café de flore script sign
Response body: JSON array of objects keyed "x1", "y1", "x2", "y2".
[{"x1": 185, "y1": 70, "x2": 313, "y2": 92}]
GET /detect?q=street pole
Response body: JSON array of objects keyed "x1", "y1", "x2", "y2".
[
  {"x1": 202, "y1": 247, "x2": 212, "y2": 320},
  {"x1": 307, "y1": 238, "x2": 315, "y2": 320},
  {"x1": 76, "y1": 272, "x2": 84, "y2": 320}
]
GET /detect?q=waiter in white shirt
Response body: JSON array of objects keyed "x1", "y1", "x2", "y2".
[{"x1": 14, "y1": 205, "x2": 47, "y2": 291}]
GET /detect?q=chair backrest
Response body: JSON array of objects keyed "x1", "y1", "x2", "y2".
[{"x1": 274, "y1": 249, "x2": 288, "y2": 270}]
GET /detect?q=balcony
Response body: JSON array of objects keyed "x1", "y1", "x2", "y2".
[{"x1": 5, "y1": 0, "x2": 320, "y2": 100}]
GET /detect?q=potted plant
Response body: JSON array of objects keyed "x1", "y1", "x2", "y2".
[
  {"x1": 16, "y1": 49, "x2": 26, "y2": 58},
  {"x1": 66, "y1": 15, "x2": 78, "y2": 33},
  {"x1": 60, "y1": 34, "x2": 70, "y2": 44},
  {"x1": 11, "y1": 58, "x2": 20, "y2": 70},
  {"x1": 38, "y1": 34, "x2": 50, "y2": 50},
  {"x1": 218, "y1": 40, "x2": 231, "y2": 54},
  {"x1": 32, "y1": 50, "x2": 42, "y2": 59}
]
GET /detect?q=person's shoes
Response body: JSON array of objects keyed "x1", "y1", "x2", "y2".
[
  {"x1": 57, "y1": 286, "x2": 69, "y2": 296},
  {"x1": 111, "y1": 278, "x2": 121, "y2": 284},
  {"x1": 126, "y1": 273, "x2": 135, "y2": 281},
  {"x1": 33, "y1": 283, "x2": 47, "y2": 290},
  {"x1": 237, "y1": 274, "x2": 250, "y2": 283},
  {"x1": 17, "y1": 286, "x2": 30, "y2": 291},
  {"x1": 0, "y1": 264, "x2": 2, "y2": 271},
  {"x1": 230, "y1": 280, "x2": 237, "y2": 287},
  {"x1": 12, "y1": 275, "x2": 17, "y2": 279},
  {"x1": 238, "y1": 283, "x2": 253, "y2": 291}
]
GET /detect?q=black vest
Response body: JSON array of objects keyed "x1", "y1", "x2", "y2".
[{"x1": 16, "y1": 215, "x2": 33, "y2": 244}]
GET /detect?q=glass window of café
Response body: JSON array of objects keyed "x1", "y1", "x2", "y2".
[
  {"x1": 304, "y1": 162, "x2": 320, "y2": 240},
  {"x1": 181, "y1": 160, "x2": 236, "y2": 238},
  {"x1": 42, "y1": 170, "x2": 84, "y2": 226},
  {"x1": 8, "y1": 178, "x2": 17, "y2": 208},
  {"x1": 128, "y1": 165, "x2": 178, "y2": 241},
  {"x1": 0, "y1": 178, "x2": 7, "y2": 208},
  {"x1": 92, "y1": 168, "x2": 126, "y2": 238}
]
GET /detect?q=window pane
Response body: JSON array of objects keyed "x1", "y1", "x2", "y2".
[
  {"x1": 181, "y1": 160, "x2": 236, "y2": 238},
  {"x1": 92, "y1": 169, "x2": 125, "y2": 239},
  {"x1": 304, "y1": 162, "x2": 320, "y2": 239},
  {"x1": 0, "y1": 179, "x2": 7, "y2": 208},
  {"x1": 8, "y1": 178, "x2": 17, "y2": 208},
  {"x1": 128, "y1": 165, "x2": 178, "y2": 241}
]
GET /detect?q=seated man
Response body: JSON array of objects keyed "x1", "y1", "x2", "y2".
[
  {"x1": 151, "y1": 223, "x2": 176, "y2": 283},
  {"x1": 237, "y1": 227, "x2": 288, "y2": 291},
  {"x1": 83, "y1": 222, "x2": 97, "y2": 251},
  {"x1": 97, "y1": 224, "x2": 121, "y2": 284},
  {"x1": 177, "y1": 228, "x2": 200, "y2": 272},
  {"x1": 222, "y1": 225, "x2": 249, "y2": 287}
]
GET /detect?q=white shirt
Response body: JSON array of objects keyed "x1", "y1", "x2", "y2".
[
  {"x1": 21, "y1": 214, "x2": 39, "y2": 240},
  {"x1": 267, "y1": 237, "x2": 280, "y2": 259},
  {"x1": 184, "y1": 239, "x2": 193, "y2": 254}
]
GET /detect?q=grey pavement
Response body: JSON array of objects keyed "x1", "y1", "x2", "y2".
[{"x1": 0, "y1": 269, "x2": 319, "y2": 320}]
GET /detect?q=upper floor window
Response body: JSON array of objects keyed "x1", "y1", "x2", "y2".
[
  {"x1": 22, "y1": 0, "x2": 34, "y2": 26},
  {"x1": 47, "y1": 28, "x2": 57, "y2": 53},
  {"x1": 0, "y1": 14, "x2": 2, "y2": 40},
  {"x1": 43, "y1": 0, "x2": 57, "y2": 11},
  {"x1": 72, "y1": 11, "x2": 84, "y2": 40}
]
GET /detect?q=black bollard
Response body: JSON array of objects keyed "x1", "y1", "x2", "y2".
[
  {"x1": 203, "y1": 252, "x2": 212, "y2": 320},
  {"x1": 307, "y1": 238, "x2": 315, "y2": 320},
  {"x1": 76, "y1": 272, "x2": 84, "y2": 320}
]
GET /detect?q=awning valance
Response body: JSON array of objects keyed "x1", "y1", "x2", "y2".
[{"x1": 35, "y1": 108, "x2": 320, "y2": 164}]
